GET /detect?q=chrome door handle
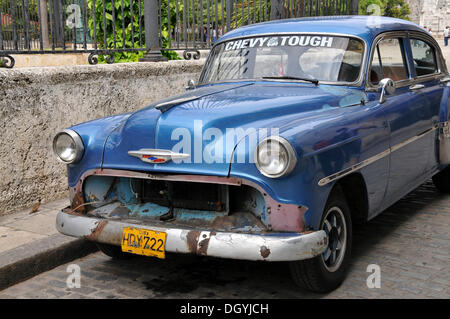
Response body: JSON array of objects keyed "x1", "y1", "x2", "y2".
[
  {"x1": 440, "y1": 76, "x2": 450, "y2": 84},
  {"x1": 409, "y1": 84, "x2": 425, "y2": 91}
]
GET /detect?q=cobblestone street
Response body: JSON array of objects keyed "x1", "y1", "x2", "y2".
[{"x1": 0, "y1": 181, "x2": 448, "y2": 299}]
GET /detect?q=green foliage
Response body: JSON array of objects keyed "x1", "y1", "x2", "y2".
[
  {"x1": 179, "y1": 0, "x2": 226, "y2": 25},
  {"x1": 0, "y1": 0, "x2": 39, "y2": 31},
  {"x1": 231, "y1": 0, "x2": 270, "y2": 28},
  {"x1": 0, "y1": 0, "x2": 39, "y2": 17},
  {"x1": 160, "y1": 0, "x2": 181, "y2": 60},
  {"x1": 358, "y1": 0, "x2": 410, "y2": 21},
  {"x1": 87, "y1": 0, "x2": 180, "y2": 63},
  {"x1": 383, "y1": 0, "x2": 410, "y2": 20},
  {"x1": 87, "y1": 0, "x2": 143, "y2": 63},
  {"x1": 359, "y1": 0, "x2": 384, "y2": 15}
]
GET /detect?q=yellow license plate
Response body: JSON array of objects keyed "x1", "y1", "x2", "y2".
[{"x1": 121, "y1": 227, "x2": 167, "y2": 259}]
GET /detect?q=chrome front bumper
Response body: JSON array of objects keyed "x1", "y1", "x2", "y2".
[{"x1": 56, "y1": 211, "x2": 328, "y2": 262}]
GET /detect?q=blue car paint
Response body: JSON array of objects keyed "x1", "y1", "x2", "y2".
[
  {"x1": 65, "y1": 16, "x2": 449, "y2": 230},
  {"x1": 99, "y1": 84, "x2": 375, "y2": 229},
  {"x1": 67, "y1": 113, "x2": 131, "y2": 187},
  {"x1": 230, "y1": 91, "x2": 390, "y2": 228}
]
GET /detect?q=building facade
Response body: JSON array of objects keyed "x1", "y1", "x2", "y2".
[{"x1": 406, "y1": 0, "x2": 449, "y2": 34}]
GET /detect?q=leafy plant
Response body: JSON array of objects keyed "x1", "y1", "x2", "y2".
[
  {"x1": 160, "y1": 0, "x2": 182, "y2": 60},
  {"x1": 383, "y1": 0, "x2": 410, "y2": 20},
  {"x1": 87, "y1": 0, "x2": 180, "y2": 63},
  {"x1": 0, "y1": 1, "x2": 39, "y2": 32},
  {"x1": 359, "y1": 0, "x2": 384, "y2": 15},
  {"x1": 231, "y1": 0, "x2": 270, "y2": 28}
]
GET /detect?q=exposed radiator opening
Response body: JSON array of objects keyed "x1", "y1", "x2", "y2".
[
  {"x1": 81, "y1": 175, "x2": 269, "y2": 232},
  {"x1": 136, "y1": 179, "x2": 229, "y2": 213}
]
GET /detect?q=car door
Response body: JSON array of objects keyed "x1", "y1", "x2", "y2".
[
  {"x1": 406, "y1": 34, "x2": 445, "y2": 173},
  {"x1": 367, "y1": 33, "x2": 438, "y2": 208}
]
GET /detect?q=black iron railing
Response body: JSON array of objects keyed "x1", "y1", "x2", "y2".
[{"x1": 0, "y1": 0, "x2": 358, "y2": 68}]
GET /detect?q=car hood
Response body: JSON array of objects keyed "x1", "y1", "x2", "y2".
[{"x1": 102, "y1": 82, "x2": 367, "y2": 176}]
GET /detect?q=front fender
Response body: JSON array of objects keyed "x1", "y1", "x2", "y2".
[
  {"x1": 229, "y1": 102, "x2": 389, "y2": 229},
  {"x1": 66, "y1": 113, "x2": 132, "y2": 187}
]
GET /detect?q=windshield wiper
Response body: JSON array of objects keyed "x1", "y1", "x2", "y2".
[{"x1": 262, "y1": 75, "x2": 319, "y2": 85}]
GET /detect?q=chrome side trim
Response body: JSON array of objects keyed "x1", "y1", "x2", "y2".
[
  {"x1": 318, "y1": 149, "x2": 390, "y2": 187},
  {"x1": 318, "y1": 123, "x2": 440, "y2": 186}
]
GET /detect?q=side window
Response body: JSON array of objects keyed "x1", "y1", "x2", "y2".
[
  {"x1": 409, "y1": 39, "x2": 438, "y2": 76},
  {"x1": 370, "y1": 38, "x2": 408, "y2": 85}
]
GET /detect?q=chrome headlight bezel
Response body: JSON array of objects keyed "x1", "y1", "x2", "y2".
[
  {"x1": 254, "y1": 136, "x2": 297, "y2": 178},
  {"x1": 52, "y1": 129, "x2": 85, "y2": 164}
]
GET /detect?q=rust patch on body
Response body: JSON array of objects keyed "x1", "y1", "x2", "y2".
[
  {"x1": 210, "y1": 214, "x2": 266, "y2": 231},
  {"x1": 85, "y1": 220, "x2": 108, "y2": 241},
  {"x1": 186, "y1": 230, "x2": 201, "y2": 254},
  {"x1": 260, "y1": 246, "x2": 271, "y2": 259},
  {"x1": 197, "y1": 238, "x2": 210, "y2": 256},
  {"x1": 71, "y1": 192, "x2": 85, "y2": 213},
  {"x1": 62, "y1": 206, "x2": 85, "y2": 216},
  {"x1": 186, "y1": 231, "x2": 216, "y2": 256},
  {"x1": 88, "y1": 192, "x2": 99, "y2": 202}
]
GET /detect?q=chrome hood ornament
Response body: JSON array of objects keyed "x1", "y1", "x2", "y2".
[{"x1": 128, "y1": 149, "x2": 190, "y2": 164}]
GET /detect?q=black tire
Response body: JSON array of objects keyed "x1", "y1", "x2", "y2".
[
  {"x1": 96, "y1": 243, "x2": 133, "y2": 260},
  {"x1": 289, "y1": 185, "x2": 353, "y2": 293},
  {"x1": 432, "y1": 166, "x2": 450, "y2": 193}
]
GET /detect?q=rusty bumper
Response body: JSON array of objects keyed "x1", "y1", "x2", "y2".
[{"x1": 56, "y1": 211, "x2": 328, "y2": 261}]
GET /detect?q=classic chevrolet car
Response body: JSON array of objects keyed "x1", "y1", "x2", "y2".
[{"x1": 53, "y1": 16, "x2": 450, "y2": 293}]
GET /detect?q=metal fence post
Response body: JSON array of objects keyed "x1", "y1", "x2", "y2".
[
  {"x1": 350, "y1": 0, "x2": 359, "y2": 15},
  {"x1": 39, "y1": 0, "x2": 50, "y2": 48},
  {"x1": 270, "y1": 0, "x2": 284, "y2": 20},
  {"x1": 226, "y1": 0, "x2": 233, "y2": 33},
  {"x1": 53, "y1": 0, "x2": 64, "y2": 47},
  {"x1": 139, "y1": 0, "x2": 168, "y2": 62}
]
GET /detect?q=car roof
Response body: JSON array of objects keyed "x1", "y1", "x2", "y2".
[{"x1": 217, "y1": 15, "x2": 428, "y2": 45}]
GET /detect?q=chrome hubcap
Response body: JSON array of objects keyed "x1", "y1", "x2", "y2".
[{"x1": 321, "y1": 206, "x2": 347, "y2": 272}]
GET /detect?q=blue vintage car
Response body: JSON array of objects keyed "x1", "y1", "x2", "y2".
[{"x1": 53, "y1": 16, "x2": 450, "y2": 292}]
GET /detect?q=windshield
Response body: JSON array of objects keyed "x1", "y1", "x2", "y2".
[{"x1": 199, "y1": 34, "x2": 365, "y2": 84}]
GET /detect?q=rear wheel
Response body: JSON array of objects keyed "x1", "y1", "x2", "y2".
[
  {"x1": 96, "y1": 243, "x2": 133, "y2": 260},
  {"x1": 432, "y1": 166, "x2": 450, "y2": 193},
  {"x1": 289, "y1": 186, "x2": 352, "y2": 293}
]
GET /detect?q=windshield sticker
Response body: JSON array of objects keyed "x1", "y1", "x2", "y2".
[{"x1": 224, "y1": 36, "x2": 334, "y2": 51}]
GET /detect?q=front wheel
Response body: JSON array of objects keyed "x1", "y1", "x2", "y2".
[
  {"x1": 432, "y1": 166, "x2": 450, "y2": 193},
  {"x1": 289, "y1": 186, "x2": 352, "y2": 293}
]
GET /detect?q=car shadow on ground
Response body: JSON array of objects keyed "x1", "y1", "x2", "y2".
[{"x1": 350, "y1": 180, "x2": 445, "y2": 263}]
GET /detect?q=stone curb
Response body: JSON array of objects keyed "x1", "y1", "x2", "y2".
[{"x1": 0, "y1": 233, "x2": 98, "y2": 291}]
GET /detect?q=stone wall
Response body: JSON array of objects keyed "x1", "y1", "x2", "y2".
[
  {"x1": 0, "y1": 60, "x2": 204, "y2": 216},
  {"x1": 10, "y1": 53, "x2": 91, "y2": 68}
]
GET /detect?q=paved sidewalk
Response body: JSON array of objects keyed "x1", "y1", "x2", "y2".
[
  {"x1": 0, "y1": 199, "x2": 97, "y2": 290},
  {"x1": 0, "y1": 199, "x2": 68, "y2": 252}
]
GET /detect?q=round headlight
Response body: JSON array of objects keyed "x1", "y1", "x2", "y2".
[
  {"x1": 255, "y1": 136, "x2": 297, "y2": 178},
  {"x1": 53, "y1": 129, "x2": 84, "y2": 164}
]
